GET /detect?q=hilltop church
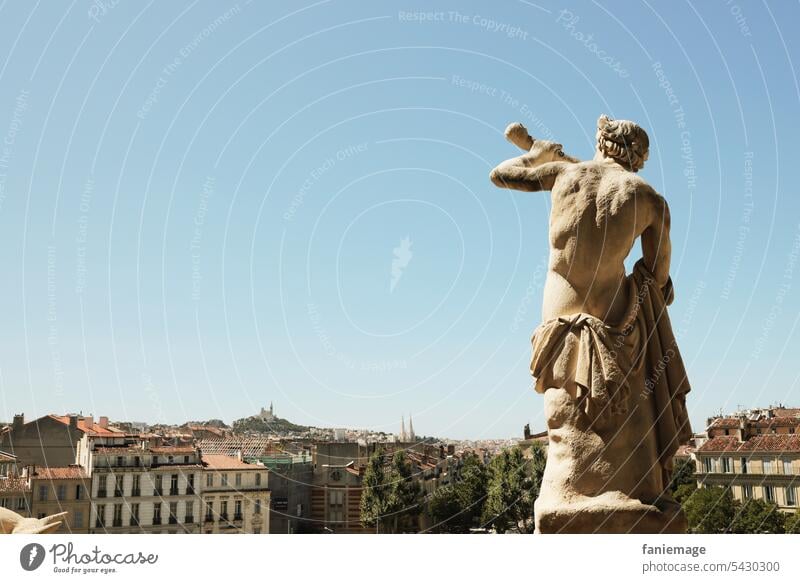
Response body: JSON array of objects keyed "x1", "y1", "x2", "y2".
[{"x1": 258, "y1": 402, "x2": 276, "y2": 422}]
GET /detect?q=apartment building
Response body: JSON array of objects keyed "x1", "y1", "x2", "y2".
[
  {"x1": 89, "y1": 444, "x2": 202, "y2": 534},
  {"x1": 201, "y1": 454, "x2": 270, "y2": 534},
  {"x1": 696, "y1": 408, "x2": 800, "y2": 511},
  {"x1": 28, "y1": 465, "x2": 91, "y2": 533}
]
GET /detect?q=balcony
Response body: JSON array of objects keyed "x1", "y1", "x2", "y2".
[
  {"x1": 233, "y1": 514, "x2": 243, "y2": 522},
  {"x1": 153, "y1": 488, "x2": 163, "y2": 497},
  {"x1": 97, "y1": 489, "x2": 107, "y2": 498},
  {"x1": 131, "y1": 489, "x2": 141, "y2": 497},
  {"x1": 152, "y1": 517, "x2": 161, "y2": 526},
  {"x1": 220, "y1": 513, "x2": 229, "y2": 522},
  {"x1": 169, "y1": 488, "x2": 179, "y2": 496},
  {"x1": 95, "y1": 520, "x2": 104, "y2": 528},
  {"x1": 204, "y1": 514, "x2": 214, "y2": 523},
  {"x1": 187, "y1": 487, "x2": 196, "y2": 496},
  {"x1": 130, "y1": 517, "x2": 140, "y2": 527},
  {"x1": 112, "y1": 519, "x2": 122, "y2": 527},
  {"x1": 185, "y1": 515, "x2": 194, "y2": 524},
  {"x1": 169, "y1": 515, "x2": 178, "y2": 525},
  {"x1": 114, "y1": 489, "x2": 124, "y2": 498}
]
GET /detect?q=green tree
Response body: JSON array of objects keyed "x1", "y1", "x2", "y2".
[
  {"x1": 785, "y1": 511, "x2": 800, "y2": 534},
  {"x1": 670, "y1": 457, "x2": 696, "y2": 493},
  {"x1": 673, "y1": 483, "x2": 697, "y2": 504},
  {"x1": 682, "y1": 486, "x2": 737, "y2": 533},
  {"x1": 360, "y1": 449, "x2": 389, "y2": 531},
  {"x1": 730, "y1": 499, "x2": 785, "y2": 534},
  {"x1": 360, "y1": 449, "x2": 423, "y2": 533},
  {"x1": 387, "y1": 450, "x2": 423, "y2": 533},
  {"x1": 426, "y1": 453, "x2": 488, "y2": 533},
  {"x1": 427, "y1": 485, "x2": 463, "y2": 533},
  {"x1": 482, "y1": 445, "x2": 544, "y2": 533}
]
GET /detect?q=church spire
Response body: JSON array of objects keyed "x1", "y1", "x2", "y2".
[
  {"x1": 400, "y1": 415, "x2": 406, "y2": 442},
  {"x1": 408, "y1": 413, "x2": 415, "y2": 441}
]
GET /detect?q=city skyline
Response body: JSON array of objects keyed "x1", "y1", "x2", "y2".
[{"x1": 0, "y1": 1, "x2": 799, "y2": 440}]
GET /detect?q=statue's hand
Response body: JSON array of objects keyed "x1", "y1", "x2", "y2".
[{"x1": 505, "y1": 122, "x2": 534, "y2": 151}]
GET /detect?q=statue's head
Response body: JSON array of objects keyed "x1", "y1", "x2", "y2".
[{"x1": 595, "y1": 115, "x2": 649, "y2": 172}]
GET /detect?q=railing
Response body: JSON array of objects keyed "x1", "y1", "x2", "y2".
[
  {"x1": 169, "y1": 515, "x2": 178, "y2": 525},
  {"x1": 233, "y1": 514, "x2": 243, "y2": 522},
  {"x1": 130, "y1": 517, "x2": 140, "y2": 527},
  {"x1": 131, "y1": 489, "x2": 141, "y2": 497},
  {"x1": 152, "y1": 517, "x2": 161, "y2": 526},
  {"x1": 112, "y1": 519, "x2": 122, "y2": 527},
  {"x1": 114, "y1": 489, "x2": 124, "y2": 498},
  {"x1": 185, "y1": 515, "x2": 194, "y2": 524},
  {"x1": 95, "y1": 520, "x2": 104, "y2": 528},
  {"x1": 204, "y1": 514, "x2": 214, "y2": 523},
  {"x1": 97, "y1": 489, "x2": 107, "y2": 498},
  {"x1": 220, "y1": 513, "x2": 229, "y2": 521},
  {"x1": 187, "y1": 487, "x2": 196, "y2": 496},
  {"x1": 169, "y1": 488, "x2": 179, "y2": 496},
  {"x1": 154, "y1": 488, "x2": 163, "y2": 497}
]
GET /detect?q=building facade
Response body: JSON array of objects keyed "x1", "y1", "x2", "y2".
[
  {"x1": 201, "y1": 454, "x2": 270, "y2": 534},
  {"x1": 89, "y1": 445, "x2": 202, "y2": 534},
  {"x1": 29, "y1": 466, "x2": 91, "y2": 533}
]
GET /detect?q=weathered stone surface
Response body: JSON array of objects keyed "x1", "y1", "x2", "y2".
[{"x1": 491, "y1": 116, "x2": 691, "y2": 533}]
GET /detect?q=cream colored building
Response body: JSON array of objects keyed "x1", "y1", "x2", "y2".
[
  {"x1": 89, "y1": 444, "x2": 202, "y2": 534},
  {"x1": 201, "y1": 454, "x2": 269, "y2": 534},
  {"x1": 696, "y1": 409, "x2": 800, "y2": 512}
]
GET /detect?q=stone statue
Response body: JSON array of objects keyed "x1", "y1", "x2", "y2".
[
  {"x1": 0, "y1": 507, "x2": 67, "y2": 534},
  {"x1": 491, "y1": 116, "x2": 691, "y2": 533}
]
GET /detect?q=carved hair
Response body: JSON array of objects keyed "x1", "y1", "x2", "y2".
[{"x1": 596, "y1": 115, "x2": 649, "y2": 172}]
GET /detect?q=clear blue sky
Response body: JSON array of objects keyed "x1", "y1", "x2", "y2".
[{"x1": 0, "y1": 1, "x2": 798, "y2": 439}]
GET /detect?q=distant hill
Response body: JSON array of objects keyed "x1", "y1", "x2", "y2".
[
  {"x1": 184, "y1": 418, "x2": 230, "y2": 429},
  {"x1": 232, "y1": 415, "x2": 311, "y2": 434}
]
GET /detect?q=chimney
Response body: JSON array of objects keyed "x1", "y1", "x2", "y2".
[
  {"x1": 12, "y1": 414, "x2": 24, "y2": 431},
  {"x1": 99, "y1": 416, "x2": 109, "y2": 429},
  {"x1": 69, "y1": 415, "x2": 79, "y2": 429},
  {"x1": 84, "y1": 416, "x2": 94, "y2": 429}
]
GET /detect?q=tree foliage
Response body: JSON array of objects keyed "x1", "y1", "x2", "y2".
[
  {"x1": 481, "y1": 445, "x2": 544, "y2": 533},
  {"x1": 360, "y1": 449, "x2": 422, "y2": 533},
  {"x1": 669, "y1": 457, "x2": 696, "y2": 492},
  {"x1": 426, "y1": 452, "x2": 488, "y2": 533},
  {"x1": 785, "y1": 511, "x2": 800, "y2": 534},
  {"x1": 682, "y1": 486, "x2": 737, "y2": 533},
  {"x1": 730, "y1": 499, "x2": 785, "y2": 534}
]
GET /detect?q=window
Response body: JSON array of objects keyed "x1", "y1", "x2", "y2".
[
  {"x1": 134, "y1": 456, "x2": 140, "y2": 467},
  {"x1": 98, "y1": 475, "x2": 107, "y2": 497},
  {"x1": 784, "y1": 460, "x2": 793, "y2": 475},
  {"x1": 254, "y1": 500, "x2": 261, "y2": 514},
  {"x1": 116, "y1": 456, "x2": 124, "y2": 467},
  {"x1": 74, "y1": 510, "x2": 83, "y2": 528},
  {"x1": 114, "y1": 475, "x2": 124, "y2": 497},
  {"x1": 328, "y1": 489, "x2": 344, "y2": 523},
  {"x1": 221, "y1": 474, "x2": 228, "y2": 487},
  {"x1": 170, "y1": 474, "x2": 179, "y2": 495},
  {"x1": 96, "y1": 504, "x2": 106, "y2": 528},
  {"x1": 220, "y1": 500, "x2": 228, "y2": 520},
  {"x1": 184, "y1": 456, "x2": 189, "y2": 463},
  {"x1": 234, "y1": 500, "x2": 242, "y2": 520},
  {"x1": 168, "y1": 456, "x2": 174, "y2": 464},
  {"x1": 787, "y1": 487, "x2": 797, "y2": 506},
  {"x1": 741, "y1": 458, "x2": 748, "y2": 474},
  {"x1": 154, "y1": 474, "x2": 163, "y2": 496},
  {"x1": 16, "y1": 497, "x2": 26, "y2": 511},
  {"x1": 39, "y1": 485, "x2": 48, "y2": 501},
  {"x1": 169, "y1": 502, "x2": 178, "y2": 524},
  {"x1": 113, "y1": 504, "x2": 123, "y2": 527},
  {"x1": 255, "y1": 473, "x2": 261, "y2": 486},
  {"x1": 763, "y1": 459, "x2": 774, "y2": 474},
  {"x1": 57, "y1": 485, "x2": 66, "y2": 501},
  {"x1": 742, "y1": 484, "x2": 753, "y2": 499},
  {"x1": 235, "y1": 473, "x2": 242, "y2": 487},
  {"x1": 132, "y1": 475, "x2": 141, "y2": 496},
  {"x1": 703, "y1": 458, "x2": 715, "y2": 473},
  {"x1": 131, "y1": 503, "x2": 140, "y2": 526},
  {"x1": 75, "y1": 484, "x2": 83, "y2": 500},
  {"x1": 153, "y1": 456, "x2": 158, "y2": 465},
  {"x1": 721, "y1": 458, "x2": 732, "y2": 473},
  {"x1": 206, "y1": 474, "x2": 214, "y2": 487},
  {"x1": 764, "y1": 485, "x2": 775, "y2": 502},
  {"x1": 185, "y1": 501, "x2": 194, "y2": 522},
  {"x1": 205, "y1": 501, "x2": 214, "y2": 522},
  {"x1": 188, "y1": 474, "x2": 195, "y2": 494},
  {"x1": 153, "y1": 503, "x2": 162, "y2": 525}
]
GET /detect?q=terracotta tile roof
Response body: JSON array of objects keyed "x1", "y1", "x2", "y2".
[
  {"x1": 201, "y1": 454, "x2": 261, "y2": 470},
  {"x1": 29, "y1": 466, "x2": 88, "y2": 480},
  {"x1": 49, "y1": 415, "x2": 124, "y2": 436},
  {"x1": 698, "y1": 435, "x2": 800, "y2": 453},
  {"x1": 0, "y1": 476, "x2": 29, "y2": 493},
  {"x1": 708, "y1": 418, "x2": 741, "y2": 429}
]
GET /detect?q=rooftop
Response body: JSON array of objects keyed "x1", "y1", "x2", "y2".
[
  {"x1": 0, "y1": 476, "x2": 29, "y2": 493},
  {"x1": 698, "y1": 435, "x2": 800, "y2": 453},
  {"x1": 29, "y1": 466, "x2": 88, "y2": 480},
  {"x1": 201, "y1": 454, "x2": 262, "y2": 471}
]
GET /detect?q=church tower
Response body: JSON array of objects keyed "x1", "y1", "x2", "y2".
[
  {"x1": 400, "y1": 416, "x2": 406, "y2": 442},
  {"x1": 408, "y1": 414, "x2": 415, "y2": 442}
]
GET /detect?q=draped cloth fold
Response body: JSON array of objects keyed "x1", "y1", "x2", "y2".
[{"x1": 530, "y1": 259, "x2": 691, "y2": 479}]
